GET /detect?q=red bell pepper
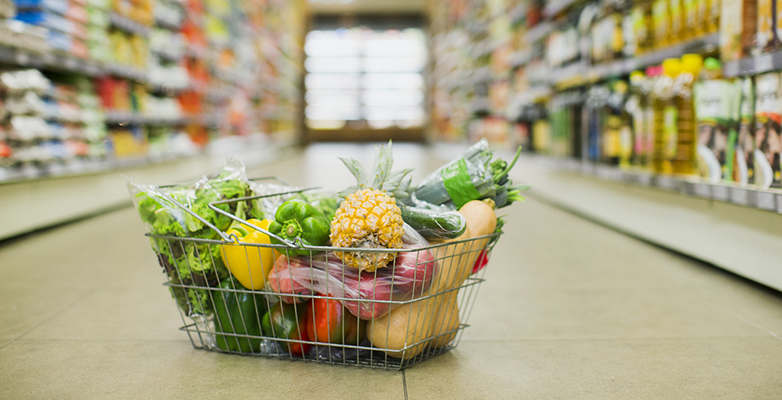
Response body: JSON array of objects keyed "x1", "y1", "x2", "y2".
[
  {"x1": 306, "y1": 294, "x2": 365, "y2": 345},
  {"x1": 472, "y1": 249, "x2": 489, "y2": 274}
]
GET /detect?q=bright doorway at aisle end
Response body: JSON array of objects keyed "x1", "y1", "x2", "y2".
[{"x1": 304, "y1": 16, "x2": 426, "y2": 141}]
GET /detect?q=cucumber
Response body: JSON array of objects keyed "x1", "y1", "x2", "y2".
[{"x1": 401, "y1": 206, "x2": 467, "y2": 240}]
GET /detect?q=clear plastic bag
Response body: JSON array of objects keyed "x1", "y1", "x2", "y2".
[
  {"x1": 267, "y1": 224, "x2": 439, "y2": 320},
  {"x1": 127, "y1": 158, "x2": 266, "y2": 317}
]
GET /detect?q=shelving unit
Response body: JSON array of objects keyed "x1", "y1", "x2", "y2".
[
  {"x1": 0, "y1": 0, "x2": 307, "y2": 187},
  {"x1": 428, "y1": 0, "x2": 782, "y2": 289},
  {"x1": 0, "y1": 0, "x2": 308, "y2": 240},
  {"x1": 534, "y1": 156, "x2": 782, "y2": 213}
]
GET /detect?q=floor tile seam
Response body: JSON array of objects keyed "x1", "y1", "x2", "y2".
[
  {"x1": 0, "y1": 288, "x2": 102, "y2": 351},
  {"x1": 6, "y1": 338, "x2": 193, "y2": 343},
  {"x1": 402, "y1": 370, "x2": 408, "y2": 400},
  {"x1": 728, "y1": 310, "x2": 782, "y2": 341},
  {"x1": 457, "y1": 335, "x2": 777, "y2": 343}
]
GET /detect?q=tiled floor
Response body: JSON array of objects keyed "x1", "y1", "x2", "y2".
[{"x1": 2, "y1": 144, "x2": 782, "y2": 399}]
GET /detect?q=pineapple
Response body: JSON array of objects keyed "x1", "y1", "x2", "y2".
[{"x1": 331, "y1": 142, "x2": 413, "y2": 272}]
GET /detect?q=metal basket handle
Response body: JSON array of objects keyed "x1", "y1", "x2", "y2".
[
  {"x1": 155, "y1": 190, "x2": 234, "y2": 242},
  {"x1": 207, "y1": 187, "x2": 321, "y2": 248},
  {"x1": 151, "y1": 176, "x2": 297, "y2": 243}
]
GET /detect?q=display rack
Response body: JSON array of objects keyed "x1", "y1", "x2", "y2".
[
  {"x1": 723, "y1": 50, "x2": 782, "y2": 78},
  {"x1": 549, "y1": 34, "x2": 720, "y2": 88},
  {"x1": 0, "y1": 0, "x2": 307, "y2": 185},
  {"x1": 428, "y1": 0, "x2": 782, "y2": 291},
  {"x1": 535, "y1": 156, "x2": 782, "y2": 213}
]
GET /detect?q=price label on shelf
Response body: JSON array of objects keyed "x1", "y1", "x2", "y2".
[
  {"x1": 674, "y1": 179, "x2": 690, "y2": 194},
  {"x1": 777, "y1": 194, "x2": 782, "y2": 213},
  {"x1": 64, "y1": 57, "x2": 78, "y2": 70},
  {"x1": 712, "y1": 185, "x2": 730, "y2": 201},
  {"x1": 637, "y1": 174, "x2": 652, "y2": 187},
  {"x1": 656, "y1": 176, "x2": 675, "y2": 191},
  {"x1": 755, "y1": 54, "x2": 774, "y2": 73},
  {"x1": 693, "y1": 183, "x2": 711, "y2": 199},
  {"x1": 755, "y1": 192, "x2": 776, "y2": 210},
  {"x1": 729, "y1": 187, "x2": 749, "y2": 206},
  {"x1": 723, "y1": 61, "x2": 739, "y2": 77},
  {"x1": 14, "y1": 52, "x2": 29, "y2": 65}
]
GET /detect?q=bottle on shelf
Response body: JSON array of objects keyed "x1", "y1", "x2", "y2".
[
  {"x1": 705, "y1": 0, "x2": 722, "y2": 33},
  {"x1": 652, "y1": 0, "x2": 671, "y2": 48},
  {"x1": 627, "y1": 71, "x2": 649, "y2": 168},
  {"x1": 757, "y1": 0, "x2": 778, "y2": 52},
  {"x1": 719, "y1": 0, "x2": 757, "y2": 61},
  {"x1": 685, "y1": 0, "x2": 703, "y2": 37},
  {"x1": 733, "y1": 77, "x2": 755, "y2": 185},
  {"x1": 652, "y1": 58, "x2": 680, "y2": 174},
  {"x1": 669, "y1": 0, "x2": 688, "y2": 43},
  {"x1": 626, "y1": 0, "x2": 655, "y2": 55},
  {"x1": 605, "y1": 79, "x2": 632, "y2": 166},
  {"x1": 672, "y1": 54, "x2": 703, "y2": 175}
]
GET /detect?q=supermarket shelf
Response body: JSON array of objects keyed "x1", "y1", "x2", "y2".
[
  {"x1": 470, "y1": 65, "x2": 492, "y2": 84},
  {"x1": 550, "y1": 33, "x2": 720, "y2": 86},
  {"x1": 146, "y1": 82, "x2": 189, "y2": 95},
  {"x1": 510, "y1": 49, "x2": 533, "y2": 68},
  {"x1": 151, "y1": 48, "x2": 182, "y2": 63},
  {"x1": 514, "y1": 154, "x2": 782, "y2": 292},
  {"x1": 509, "y1": 3, "x2": 526, "y2": 24},
  {"x1": 0, "y1": 140, "x2": 296, "y2": 240},
  {"x1": 184, "y1": 43, "x2": 210, "y2": 61},
  {"x1": 105, "y1": 63, "x2": 147, "y2": 81},
  {"x1": 470, "y1": 97, "x2": 491, "y2": 114},
  {"x1": 534, "y1": 156, "x2": 782, "y2": 213},
  {"x1": 109, "y1": 13, "x2": 151, "y2": 37},
  {"x1": 206, "y1": 86, "x2": 234, "y2": 102},
  {"x1": 544, "y1": 0, "x2": 583, "y2": 16},
  {"x1": 472, "y1": 39, "x2": 494, "y2": 58},
  {"x1": 723, "y1": 51, "x2": 782, "y2": 77},
  {"x1": 525, "y1": 22, "x2": 554, "y2": 44},
  {"x1": 0, "y1": 44, "x2": 151, "y2": 82},
  {"x1": 105, "y1": 110, "x2": 203, "y2": 126},
  {"x1": 632, "y1": 33, "x2": 719, "y2": 67},
  {"x1": 507, "y1": 86, "x2": 553, "y2": 118},
  {"x1": 0, "y1": 46, "x2": 98, "y2": 76},
  {"x1": 155, "y1": 15, "x2": 182, "y2": 31}
]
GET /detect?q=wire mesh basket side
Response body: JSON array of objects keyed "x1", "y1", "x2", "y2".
[
  {"x1": 140, "y1": 180, "x2": 504, "y2": 369},
  {"x1": 150, "y1": 230, "x2": 500, "y2": 370}
]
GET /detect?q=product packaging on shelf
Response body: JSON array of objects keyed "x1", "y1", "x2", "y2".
[
  {"x1": 720, "y1": 0, "x2": 757, "y2": 61},
  {"x1": 754, "y1": 72, "x2": 782, "y2": 188},
  {"x1": 734, "y1": 77, "x2": 755, "y2": 185},
  {"x1": 694, "y1": 58, "x2": 736, "y2": 182}
]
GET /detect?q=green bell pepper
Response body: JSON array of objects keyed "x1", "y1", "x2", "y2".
[
  {"x1": 268, "y1": 198, "x2": 330, "y2": 256},
  {"x1": 261, "y1": 301, "x2": 311, "y2": 356},
  {"x1": 213, "y1": 277, "x2": 268, "y2": 353}
]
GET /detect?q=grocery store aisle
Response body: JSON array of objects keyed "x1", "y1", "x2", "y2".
[{"x1": 2, "y1": 144, "x2": 782, "y2": 399}]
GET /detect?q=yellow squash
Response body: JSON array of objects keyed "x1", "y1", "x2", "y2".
[{"x1": 368, "y1": 200, "x2": 498, "y2": 359}]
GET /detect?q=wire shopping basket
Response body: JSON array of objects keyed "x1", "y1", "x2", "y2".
[{"x1": 144, "y1": 178, "x2": 501, "y2": 370}]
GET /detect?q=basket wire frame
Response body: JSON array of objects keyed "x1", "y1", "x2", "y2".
[{"x1": 145, "y1": 179, "x2": 501, "y2": 370}]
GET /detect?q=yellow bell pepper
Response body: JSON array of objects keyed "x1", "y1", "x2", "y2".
[{"x1": 220, "y1": 219, "x2": 275, "y2": 290}]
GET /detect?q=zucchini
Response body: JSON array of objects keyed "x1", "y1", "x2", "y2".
[{"x1": 401, "y1": 206, "x2": 467, "y2": 240}]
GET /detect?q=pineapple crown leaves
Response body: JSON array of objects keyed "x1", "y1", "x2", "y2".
[{"x1": 338, "y1": 140, "x2": 414, "y2": 201}]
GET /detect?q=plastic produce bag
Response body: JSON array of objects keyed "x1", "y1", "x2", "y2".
[
  {"x1": 127, "y1": 158, "x2": 265, "y2": 317},
  {"x1": 407, "y1": 139, "x2": 527, "y2": 209},
  {"x1": 400, "y1": 206, "x2": 467, "y2": 240},
  {"x1": 268, "y1": 224, "x2": 438, "y2": 320}
]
